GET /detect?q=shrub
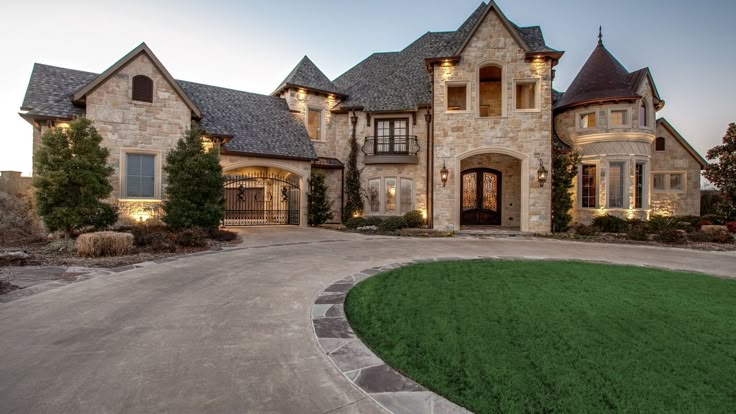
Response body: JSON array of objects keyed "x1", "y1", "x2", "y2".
[
  {"x1": 695, "y1": 220, "x2": 713, "y2": 229},
  {"x1": 308, "y1": 172, "x2": 334, "y2": 226},
  {"x1": 173, "y1": 228, "x2": 208, "y2": 248},
  {"x1": 44, "y1": 239, "x2": 76, "y2": 253},
  {"x1": 131, "y1": 224, "x2": 176, "y2": 252},
  {"x1": 162, "y1": 125, "x2": 225, "y2": 230},
  {"x1": 77, "y1": 231, "x2": 133, "y2": 257},
  {"x1": 687, "y1": 230, "x2": 733, "y2": 244},
  {"x1": 379, "y1": 216, "x2": 407, "y2": 232},
  {"x1": 0, "y1": 190, "x2": 44, "y2": 245},
  {"x1": 551, "y1": 150, "x2": 581, "y2": 232},
  {"x1": 364, "y1": 216, "x2": 383, "y2": 226},
  {"x1": 676, "y1": 215, "x2": 701, "y2": 227},
  {"x1": 345, "y1": 217, "x2": 367, "y2": 229},
  {"x1": 592, "y1": 215, "x2": 628, "y2": 233},
  {"x1": 700, "y1": 214, "x2": 725, "y2": 225},
  {"x1": 655, "y1": 229, "x2": 687, "y2": 245},
  {"x1": 81, "y1": 203, "x2": 119, "y2": 230},
  {"x1": 727, "y1": 222, "x2": 736, "y2": 234},
  {"x1": 627, "y1": 226, "x2": 649, "y2": 241},
  {"x1": 403, "y1": 210, "x2": 425, "y2": 228},
  {"x1": 574, "y1": 224, "x2": 598, "y2": 236},
  {"x1": 209, "y1": 228, "x2": 238, "y2": 242},
  {"x1": 648, "y1": 215, "x2": 681, "y2": 232}
]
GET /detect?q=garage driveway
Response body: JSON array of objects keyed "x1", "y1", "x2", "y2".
[{"x1": 0, "y1": 227, "x2": 734, "y2": 413}]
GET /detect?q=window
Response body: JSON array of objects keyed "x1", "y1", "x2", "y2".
[
  {"x1": 374, "y1": 119, "x2": 409, "y2": 154},
  {"x1": 653, "y1": 174, "x2": 666, "y2": 191},
  {"x1": 610, "y1": 110, "x2": 628, "y2": 127},
  {"x1": 670, "y1": 174, "x2": 683, "y2": 191},
  {"x1": 635, "y1": 163, "x2": 644, "y2": 209},
  {"x1": 447, "y1": 84, "x2": 468, "y2": 111},
  {"x1": 655, "y1": 137, "x2": 665, "y2": 151},
  {"x1": 580, "y1": 112, "x2": 596, "y2": 129},
  {"x1": 515, "y1": 81, "x2": 537, "y2": 110},
  {"x1": 126, "y1": 153, "x2": 155, "y2": 198},
  {"x1": 132, "y1": 75, "x2": 153, "y2": 103},
  {"x1": 608, "y1": 162, "x2": 625, "y2": 208},
  {"x1": 400, "y1": 178, "x2": 413, "y2": 213},
  {"x1": 385, "y1": 178, "x2": 397, "y2": 213},
  {"x1": 368, "y1": 179, "x2": 380, "y2": 213},
  {"x1": 478, "y1": 65, "x2": 502, "y2": 117},
  {"x1": 581, "y1": 164, "x2": 597, "y2": 208},
  {"x1": 307, "y1": 108, "x2": 323, "y2": 140},
  {"x1": 640, "y1": 101, "x2": 648, "y2": 127}
]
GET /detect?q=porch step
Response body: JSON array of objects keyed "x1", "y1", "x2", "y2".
[{"x1": 455, "y1": 228, "x2": 530, "y2": 238}]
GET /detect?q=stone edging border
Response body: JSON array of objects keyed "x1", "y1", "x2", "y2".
[{"x1": 311, "y1": 257, "x2": 475, "y2": 414}]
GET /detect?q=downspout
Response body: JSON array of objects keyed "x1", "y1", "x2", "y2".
[
  {"x1": 340, "y1": 166, "x2": 344, "y2": 222},
  {"x1": 426, "y1": 65, "x2": 435, "y2": 229}
]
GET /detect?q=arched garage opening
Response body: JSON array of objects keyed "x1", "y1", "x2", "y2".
[{"x1": 222, "y1": 165, "x2": 302, "y2": 226}]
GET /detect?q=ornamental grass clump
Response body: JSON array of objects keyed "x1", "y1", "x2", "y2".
[{"x1": 77, "y1": 231, "x2": 133, "y2": 257}]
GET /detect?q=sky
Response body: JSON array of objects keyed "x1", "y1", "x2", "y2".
[{"x1": 1, "y1": 0, "x2": 734, "y2": 177}]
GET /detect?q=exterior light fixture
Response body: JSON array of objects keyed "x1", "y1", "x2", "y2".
[
  {"x1": 440, "y1": 161, "x2": 449, "y2": 187},
  {"x1": 350, "y1": 112, "x2": 358, "y2": 126},
  {"x1": 537, "y1": 158, "x2": 548, "y2": 188}
]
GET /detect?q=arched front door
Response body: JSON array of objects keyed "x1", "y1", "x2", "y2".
[{"x1": 461, "y1": 168, "x2": 502, "y2": 226}]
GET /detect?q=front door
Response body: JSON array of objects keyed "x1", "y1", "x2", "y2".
[{"x1": 461, "y1": 168, "x2": 502, "y2": 226}]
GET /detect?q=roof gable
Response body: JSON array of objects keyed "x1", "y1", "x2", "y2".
[
  {"x1": 657, "y1": 118, "x2": 708, "y2": 169},
  {"x1": 454, "y1": 1, "x2": 530, "y2": 56},
  {"x1": 71, "y1": 43, "x2": 201, "y2": 118},
  {"x1": 273, "y1": 56, "x2": 343, "y2": 97}
]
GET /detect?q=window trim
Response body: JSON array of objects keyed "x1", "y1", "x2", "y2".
[
  {"x1": 651, "y1": 171, "x2": 686, "y2": 194},
  {"x1": 512, "y1": 79, "x2": 540, "y2": 112},
  {"x1": 305, "y1": 106, "x2": 325, "y2": 141},
  {"x1": 639, "y1": 99, "x2": 650, "y2": 129},
  {"x1": 399, "y1": 178, "x2": 414, "y2": 214},
  {"x1": 131, "y1": 75, "x2": 154, "y2": 103},
  {"x1": 579, "y1": 162, "x2": 600, "y2": 209},
  {"x1": 476, "y1": 61, "x2": 506, "y2": 118},
  {"x1": 445, "y1": 81, "x2": 471, "y2": 113},
  {"x1": 607, "y1": 107, "x2": 631, "y2": 129},
  {"x1": 634, "y1": 161, "x2": 647, "y2": 209},
  {"x1": 119, "y1": 148, "x2": 162, "y2": 200},
  {"x1": 365, "y1": 176, "x2": 414, "y2": 216},
  {"x1": 576, "y1": 110, "x2": 598, "y2": 131}
]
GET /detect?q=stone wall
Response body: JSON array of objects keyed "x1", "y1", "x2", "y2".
[
  {"x1": 0, "y1": 171, "x2": 32, "y2": 196},
  {"x1": 651, "y1": 123, "x2": 702, "y2": 216},
  {"x1": 431, "y1": 9, "x2": 553, "y2": 232},
  {"x1": 85, "y1": 53, "x2": 192, "y2": 222}
]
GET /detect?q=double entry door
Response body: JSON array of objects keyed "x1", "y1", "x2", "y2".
[{"x1": 460, "y1": 168, "x2": 502, "y2": 226}]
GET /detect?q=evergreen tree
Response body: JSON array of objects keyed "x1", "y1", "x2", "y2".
[
  {"x1": 343, "y1": 121, "x2": 363, "y2": 221},
  {"x1": 33, "y1": 118, "x2": 116, "y2": 238},
  {"x1": 551, "y1": 149, "x2": 581, "y2": 232},
  {"x1": 308, "y1": 172, "x2": 334, "y2": 226},
  {"x1": 162, "y1": 125, "x2": 225, "y2": 229},
  {"x1": 703, "y1": 123, "x2": 736, "y2": 219}
]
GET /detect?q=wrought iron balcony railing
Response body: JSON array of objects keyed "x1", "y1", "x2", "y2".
[{"x1": 362, "y1": 135, "x2": 420, "y2": 157}]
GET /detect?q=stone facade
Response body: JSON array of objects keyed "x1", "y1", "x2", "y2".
[
  {"x1": 651, "y1": 123, "x2": 702, "y2": 216},
  {"x1": 431, "y1": 9, "x2": 553, "y2": 232}
]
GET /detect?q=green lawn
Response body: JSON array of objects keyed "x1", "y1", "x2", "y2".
[{"x1": 344, "y1": 260, "x2": 736, "y2": 413}]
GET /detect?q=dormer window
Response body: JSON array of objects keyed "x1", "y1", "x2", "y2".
[
  {"x1": 132, "y1": 75, "x2": 153, "y2": 103},
  {"x1": 639, "y1": 101, "x2": 649, "y2": 127},
  {"x1": 610, "y1": 109, "x2": 628, "y2": 127},
  {"x1": 579, "y1": 112, "x2": 596, "y2": 129}
]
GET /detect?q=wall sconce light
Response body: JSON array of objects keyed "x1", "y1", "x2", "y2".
[
  {"x1": 350, "y1": 112, "x2": 358, "y2": 126},
  {"x1": 537, "y1": 158, "x2": 548, "y2": 188},
  {"x1": 440, "y1": 161, "x2": 449, "y2": 187}
]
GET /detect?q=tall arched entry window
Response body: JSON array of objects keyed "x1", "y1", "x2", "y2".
[{"x1": 478, "y1": 65, "x2": 502, "y2": 117}]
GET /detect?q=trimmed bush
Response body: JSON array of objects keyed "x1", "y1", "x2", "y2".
[
  {"x1": 364, "y1": 216, "x2": 383, "y2": 227},
  {"x1": 345, "y1": 217, "x2": 367, "y2": 229},
  {"x1": 627, "y1": 226, "x2": 649, "y2": 241},
  {"x1": 648, "y1": 216, "x2": 681, "y2": 232},
  {"x1": 209, "y1": 228, "x2": 238, "y2": 242},
  {"x1": 131, "y1": 224, "x2": 176, "y2": 252},
  {"x1": 403, "y1": 210, "x2": 425, "y2": 228},
  {"x1": 173, "y1": 228, "x2": 208, "y2": 248},
  {"x1": 727, "y1": 222, "x2": 736, "y2": 234},
  {"x1": 688, "y1": 230, "x2": 732, "y2": 244},
  {"x1": 700, "y1": 214, "x2": 725, "y2": 225},
  {"x1": 592, "y1": 215, "x2": 628, "y2": 233},
  {"x1": 379, "y1": 216, "x2": 407, "y2": 232},
  {"x1": 695, "y1": 220, "x2": 713, "y2": 229},
  {"x1": 574, "y1": 224, "x2": 598, "y2": 236},
  {"x1": 77, "y1": 231, "x2": 133, "y2": 257},
  {"x1": 655, "y1": 229, "x2": 687, "y2": 245}
]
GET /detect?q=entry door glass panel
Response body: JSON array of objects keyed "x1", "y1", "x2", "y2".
[{"x1": 461, "y1": 169, "x2": 502, "y2": 226}]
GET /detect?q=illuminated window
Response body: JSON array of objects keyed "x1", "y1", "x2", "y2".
[
  {"x1": 608, "y1": 162, "x2": 625, "y2": 208},
  {"x1": 385, "y1": 178, "x2": 397, "y2": 213},
  {"x1": 126, "y1": 153, "x2": 156, "y2": 198},
  {"x1": 400, "y1": 178, "x2": 413, "y2": 213},
  {"x1": 368, "y1": 179, "x2": 380, "y2": 214},
  {"x1": 635, "y1": 163, "x2": 645, "y2": 209},
  {"x1": 610, "y1": 110, "x2": 627, "y2": 127},
  {"x1": 581, "y1": 164, "x2": 597, "y2": 208},
  {"x1": 580, "y1": 112, "x2": 596, "y2": 129},
  {"x1": 515, "y1": 81, "x2": 537, "y2": 110},
  {"x1": 479, "y1": 65, "x2": 502, "y2": 117},
  {"x1": 655, "y1": 137, "x2": 665, "y2": 151},
  {"x1": 447, "y1": 84, "x2": 468, "y2": 111},
  {"x1": 653, "y1": 172, "x2": 684, "y2": 192},
  {"x1": 307, "y1": 108, "x2": 323, "y2": 140},
  {"x1": 132, "y1": 75, "x2": 153, "y2": 103}
]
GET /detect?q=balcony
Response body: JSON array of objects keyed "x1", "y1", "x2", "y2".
[{"x1": 362, "y1": 136, "x2": 420, "y2": 164}]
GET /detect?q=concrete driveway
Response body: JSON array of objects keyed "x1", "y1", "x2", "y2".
[{"x1": 0, "y1": 227, "x2": 734, "y2": 413}]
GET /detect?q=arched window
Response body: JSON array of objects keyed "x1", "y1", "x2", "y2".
[
  {"x1": 655, "y1": 137, "x2": 665, "y2": 151},
  {"x1": 132, "y1": 75, "x2": 153, "y2": 103},
  {"x1": 639, "y1": 100, "x2": 648, "y2": 127},
  {"x1": 478, "y1": 64, "x2": 502, "y2": 117}
]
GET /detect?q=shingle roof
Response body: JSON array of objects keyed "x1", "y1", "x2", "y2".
[
  {"x1": 20, "y1": 64, "x2": 317, "y2": 160},
  {"x1": 312, "y1": 157, "x2": 344, "y2": 169},
  {"x1": 333, "y1": 2, "x2": 559, "y2": 112},
  {"x1": 274, "y1": 56, "x2": 343, "y2": 96},
  {"x1": 554, "y1": 39, "x2": 660, "y2": 111}
]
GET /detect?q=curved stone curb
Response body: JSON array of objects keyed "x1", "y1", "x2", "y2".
[{"x1": 311, "y1": 258, "x2": 474, "y2": 414}]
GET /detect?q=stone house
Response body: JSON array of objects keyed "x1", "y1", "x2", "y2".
[{"x1": 19, "y1": 1, "x2": 705, "y2": 231}]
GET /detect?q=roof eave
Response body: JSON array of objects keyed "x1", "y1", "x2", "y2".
[
  {"x1": 454, "y1": 1, "x2": 531, "y2": 56},
  {"x1": 220, "y1": 148, "x2": 318, "y2": 162},
  {"x1": 657, "y1": 118, "x2": 708, "y2": 169},
  {"x1": 276, "y1": 82, "x2": 346, "y2": 98},
  {"x1": 554, "y1": 95, "x2": 641, "y2": 112}
]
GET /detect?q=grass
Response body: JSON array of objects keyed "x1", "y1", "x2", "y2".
[{"x1": 344, "y1": 260, "x2": 736, "y2": 413}]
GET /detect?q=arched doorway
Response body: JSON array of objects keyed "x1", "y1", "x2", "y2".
[
  {"x1": 222, "y1": 165, "x2": 303, "y2": 226},
  {"x1": 461, "y1": 168, "x2": 502, "y2": 226}
]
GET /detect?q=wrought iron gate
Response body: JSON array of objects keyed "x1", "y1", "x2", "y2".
[{"x1": 223, "y1": 174, "x2": 300, "y2": 226}]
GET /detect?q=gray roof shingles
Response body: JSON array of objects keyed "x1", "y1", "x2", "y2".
[
  {"x1": 20, "y1": 64, "x2": 317, "y2": 160},
  {"x1": 275, "y1": 56, "x2": 342, "y2": 96}
]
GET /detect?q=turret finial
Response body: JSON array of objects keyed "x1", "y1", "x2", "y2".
[{"x1": 598, "y1": 26, "x2": 603, "y2": 45}]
